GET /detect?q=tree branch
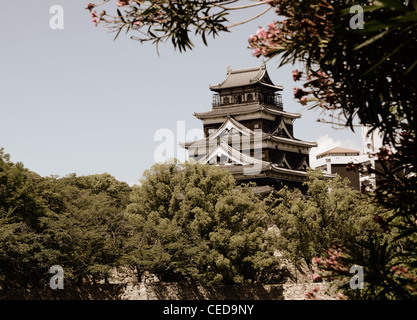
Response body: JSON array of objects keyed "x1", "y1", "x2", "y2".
[{"x1": 226, "y1": 6, "x2": 272, "y2": 28}]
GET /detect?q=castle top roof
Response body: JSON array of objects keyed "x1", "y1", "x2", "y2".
[{"x1": 209, "y1": 62, "x2": 283, "y2": 91}]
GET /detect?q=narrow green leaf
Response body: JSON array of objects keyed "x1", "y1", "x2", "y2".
[
  {"x1": 117, "y1": 9, "x2": 126, "y2": 23},
  {"x1": 404, "y1": 57, "x2": 417, "y2": 75},
  {"x1": 361, "y1": 44, "x2": 403, "y2": 77},
  {"x1": 375, "y1": 0, "x2": 408, "y2": 12},
  {"x1": 354, "y1": 29, "x2": 389, "y2": 50}
]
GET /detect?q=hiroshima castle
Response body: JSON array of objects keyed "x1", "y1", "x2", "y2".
[{"x1": 181, "y1": 62, "x2": 318, "y2": 194}]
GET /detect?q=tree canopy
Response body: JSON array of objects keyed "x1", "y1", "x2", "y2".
[
  {"x1": 0, "y1": 147, "x2": 132, "y2": 289},
  {"x1": 273, "y1": 170, "x2": 383, "y2": 270},
  {"x1": 124, "y1": 161, "x2": 280, "y2": 284},
  {"x1": 0, "y1": 150, "x2": 280, "y2": 288},
  {"x1": 2, "y1": 146, "x2": 415, "y2": 298}
]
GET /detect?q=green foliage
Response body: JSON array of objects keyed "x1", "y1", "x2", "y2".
[
  {"x1": 89, "y1": 0, "x2": 233, "y2": 52},
  {"x1": 0, "y1": 148, "x2": 132, "y2": 289},
  {"x1": 2, "y1": 144, "x2": 414, "y2": 298},
  {"x1": 125, "y1": 161, "x2": 279, "y2": 284},
  {"x1": 0, "y1": 150, "x2": 279, "y2": 288},
  {"x1": 315, "y1": 228, "x2": 417, "y2": 300},
  {"x1": 274, "y1": 169, "x2": 383, "y2": 270},
  {"x1": 272, "y1": 169, "x2": 417, "y2": 299}
]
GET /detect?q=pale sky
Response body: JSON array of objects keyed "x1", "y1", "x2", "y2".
[{"x1": 0, "y1": 1, "x2": 362, "y2": 185}]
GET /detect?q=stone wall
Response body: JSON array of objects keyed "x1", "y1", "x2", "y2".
[
  {"x1": 0, "y1": 263, "x2": 337, "y2": 300},
  {"x1": 120, "y1": 281, "x2": 336, "y2": 300},
  {"x1": 0, "y1": 281, "x2": 336, "y2": 300}
]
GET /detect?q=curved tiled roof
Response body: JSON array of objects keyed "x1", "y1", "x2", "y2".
[
  {"x1": 209, "y1": 63, "x2": 283, "y2": 91},
  {"x1": 180, "y1": 116, "x2": 316, "y2": 149},
  {"x1": 194, "y1": 105, "x2": 301, "y2": 119}
]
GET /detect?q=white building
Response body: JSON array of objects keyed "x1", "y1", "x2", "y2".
[
  {"x1": 312, "y1": 126, "x2": 385, "y2": 191},
  {"x1": 314, "y1": 147, "x2": 361, "y2": 190}
]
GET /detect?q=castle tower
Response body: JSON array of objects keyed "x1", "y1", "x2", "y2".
[{"x1": 181, "y1": 63, "x2": 318, "y2": 193}]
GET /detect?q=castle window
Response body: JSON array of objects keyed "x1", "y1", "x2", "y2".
[
  {"x1": 223, "y1": 96, "x2": 230, "y2": 104},
  {"x1": 247, "y1": 93, "x2": 253, "y2": 102}
]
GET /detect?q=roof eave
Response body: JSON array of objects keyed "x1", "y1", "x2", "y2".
[{"x1": 209, "y1": 82, "x2": 283, "y2": 92}]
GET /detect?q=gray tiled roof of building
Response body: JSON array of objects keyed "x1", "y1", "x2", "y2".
[
  {"x1": 194, "y1": 105, "x2": 301, "y2": 119},
  {"x1": 209, "y1": 63, "x2": 283, "y2": 91}
]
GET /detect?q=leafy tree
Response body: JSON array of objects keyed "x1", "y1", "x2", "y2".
[
  {"x1": 314, "y1": 231, "x2": 417, "y2": 300},
  {"x1": 85, "y1": 0, "x2": 263, "y2": 52},
  {"x1": 0, "y1": 148, "x2": 47, "y2": 231},
  {"x1": 59, "y1": 172, "x2": 132, "y2": 208},
  {"x1": 273, "y1": 169, "x2": 383, "y2": 270},
  {"x1": 39, "y1": 187, "x2": 131, "y2": 286},
  {"x1": 0, "y1": 148, "x2": 53, "y2": 289},
  {"x1": 38, "y1": 173, "x2": 132, "y2": 286},
  {"x1": 0, "y1": 148, "x2": 132, "y2": 288},
  {"x1": 124, "y1": 161, "x2": 279, "y2": 284},
  {"x1": 273, "y1": 170, "x2": 417, "y2": 299}
]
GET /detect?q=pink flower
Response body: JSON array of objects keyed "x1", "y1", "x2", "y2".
[
  {"x1": 267, "y1": 22, "x2": 276, "y2": 29},
  {"x1": 253, "y1": 47, "x2": 262, "y2": 57},
  {"x1": 293, "y1": 87, "x2": 308, "y2": 99},
  {"x1": 85, "y1": 3, "x2": 95, "y2": 11},
  {"x1": 117, "y1": 0, "x2": 130, "y2": 7},
  {"x1": 317, "y1": 70, "x2": 328, "y2": 78},
  {"x1": 312, "y1": 257, "x2": 322, "y2": 264},
  {"x1": 266, "y1": 21, "x2": 279, "y2": 35},
  {"x1": 400, "y1": 267, "x2": 408, "y2": 273},
  {"x1": 92, "y1": 17, "x2": 99, "y2": 27},
  {"x1": 292, "y1": 69, "x2": 302, "y2": 81},
  {"x1": 91, "y1": 10, "x2": 98, "y2": 18},
  {"x1": 256, "y1": 27, "x2": 267, "y2": 39},
  {"x1": 305, "y1": 287, "x2": 320, "y2": 300},
  {"x1": 248, "y1": 34, "x2": 258, "y2": 45},
  {"x1": 378, "y1": 147, "x2": 393, "y2": 161},
  {"x1": 305, "y1": 291, "x2": 316, "y2": 300},
  {"x1": 337, "y1": 292, "x2": 346, "y2": 300},
  {"x1": 312, "y1": 273, "x2": 321, "y2": 282}
]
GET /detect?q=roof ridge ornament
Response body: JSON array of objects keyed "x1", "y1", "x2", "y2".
[{"x1": 227, "y1": 64, "x2": 231, "y2": 74}]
